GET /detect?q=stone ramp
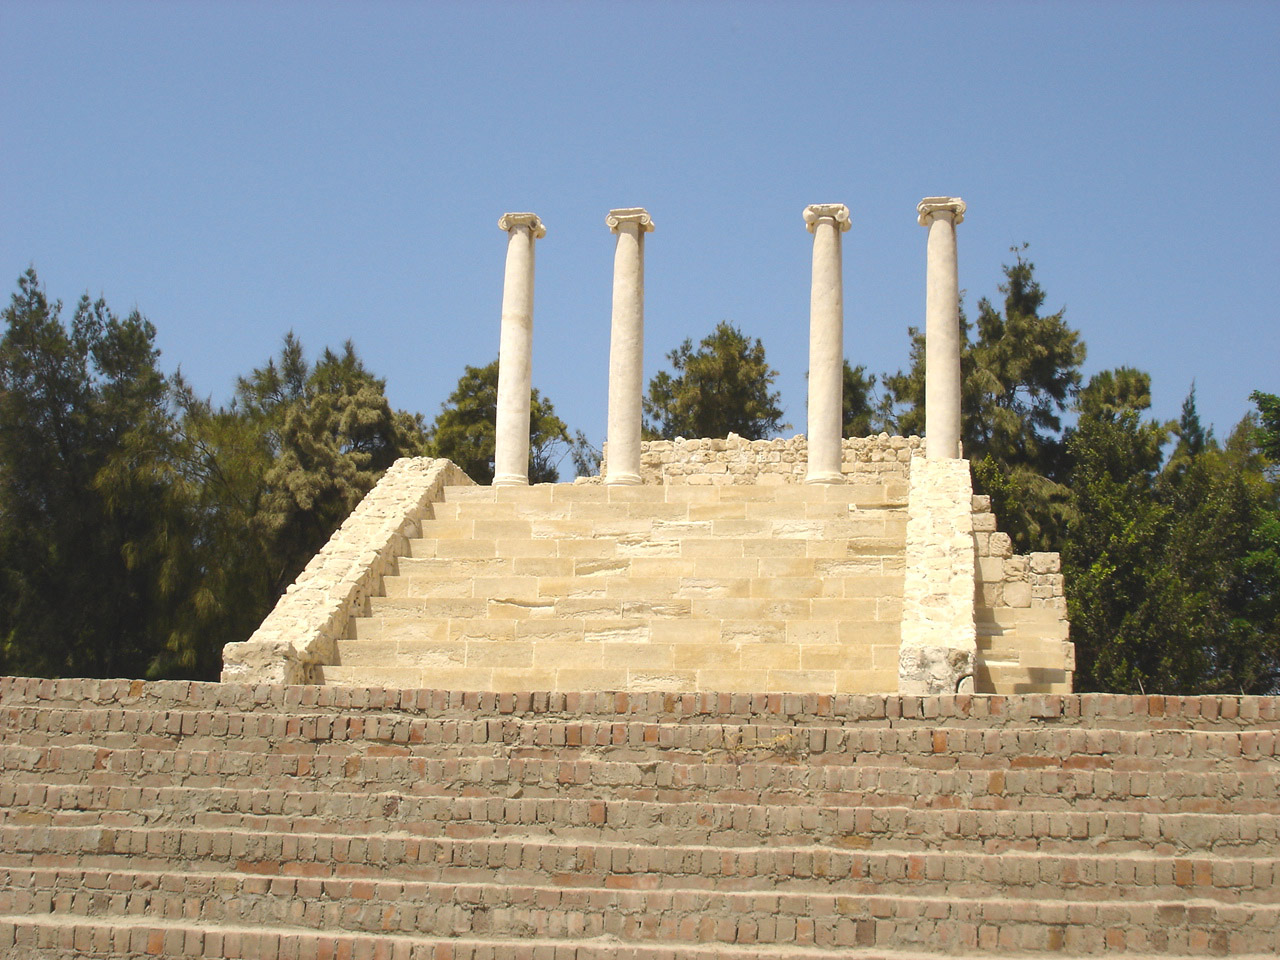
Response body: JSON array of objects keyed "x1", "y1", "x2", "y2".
[
  {"x1": 1, "y1": 679, "x2": 1278, "y2": 958},
  {"x1": 325, "y1": 481, "x2": 910, "y2": 693}
]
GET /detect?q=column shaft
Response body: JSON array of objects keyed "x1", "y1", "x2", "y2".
[
  {"x1": 803, "y1": 204, "x2": 851, "y2": 484},
  {"x1": 605, "y1": 208, "x2": 654, "y2": 485},
  {"x1": 919, "y1": 197, "x2": 966, "y2": 460},
  {"x1": 493, "y1": 213, "x2": 545, "y2": 486}
]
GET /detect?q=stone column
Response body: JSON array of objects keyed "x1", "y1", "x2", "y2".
[
  {"x1": 917, "y1": 197, "x2": 966, "y2": 460},
  {"x1": 604, "y1": 208, "x2": 654, "y2": 485},
  {"x1": 803, "y1": 203, "x2": 852, "y2": 484},
  {"x1": 493, "y1": 213, "x2": 546, "y2": 486}
]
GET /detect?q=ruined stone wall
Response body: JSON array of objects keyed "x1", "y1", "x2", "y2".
[
  {"x1": 971, "y1": 495, "x2": 1073, "y2": 694},
  {"x1": 221, "y1": 457, "x2": 473, "y2": 685},
  {"x1": 614, "y1": 434, "x2": 923, "y2": 485}
]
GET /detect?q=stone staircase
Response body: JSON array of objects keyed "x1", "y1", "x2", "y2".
[
  {"x1": 324, "y1": 481, "x2": 910, "y2": 694},
  {"x1": 1, "y1": 677, "x2": 1277, "y2": 958}
]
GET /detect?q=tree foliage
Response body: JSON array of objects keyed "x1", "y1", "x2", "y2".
[
  {"x1": 1064, "y1": 375, "x2": 1280, "y2": 694},
  {"x1": 842, "y1": 362, "x2": 878, "y2": 438},
  {"x1": 0, "y1": 269, "x2": 188, "y2": 677},
  {"x1": 0, "y1": 271, "x2": 432, "y2": 680},
  {"x1": 428, "y1": 360, "x2": 595, "y2": 484},
  {"x1": 643, "y1": 322, "x2": 784, "y2": 440}
]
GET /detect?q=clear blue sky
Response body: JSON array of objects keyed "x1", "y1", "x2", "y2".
[{"x1": 3, "y1": 1, "x2": 1277, "y2": 464}]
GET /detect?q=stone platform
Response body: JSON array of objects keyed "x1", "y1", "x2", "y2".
[
  {"x1": 1, "y1": 677, "x2": 1278, "y2": 958},
  {"x1": 222, "y1": 441, "x2": 1073, "y2": 695}
]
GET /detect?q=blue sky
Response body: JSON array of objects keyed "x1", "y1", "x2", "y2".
[{"x1": 3, "y1": 1, "x2": 1277, "y2": 466}]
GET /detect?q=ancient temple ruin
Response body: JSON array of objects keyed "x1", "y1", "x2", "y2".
[{"x1": 222, "y1": 199, "x2": 1073, "y2": 695}]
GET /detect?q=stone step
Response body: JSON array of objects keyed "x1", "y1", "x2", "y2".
[
  {"x1": 5, "y1": 747, "x2": 1275, "y2": 814},
  {"x1": 4, "y1": 679, "x2": 1276, "y2": 732},
  {"x1": 2, "y1": 828, "x2": 1276, "y2": 908},
  {"x1": 391, "y1": 555, "x2": 901, "y2": 580},
  {"x1": 363, "y1": 599, "x2": 901, "y2": 627},
  {"x1": 326, "y1": 643, "x2": 897, "y2": 694},
  {"x1": 5, "y1": 783, "x2": 1276, "y2": 855},
  {"x1": 405, "y1": 535, "x2": 905, "y2": 562},
  {"x1": 381, "y1": 571, "x2": 904, "y2": 602},
  {"x1": 440, "y1": 482, "x2": 909, "y2": 506},
  {"x1": 415, "y1": 515, "x2": 907, "y2": 541},
  {"x1": 1, "y1": 867, "x2": 1278, "y2": 955}
]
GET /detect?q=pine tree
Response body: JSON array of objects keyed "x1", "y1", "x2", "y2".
[{"x1": 644, "y1": 322, "x2": 785, "y2": 440}]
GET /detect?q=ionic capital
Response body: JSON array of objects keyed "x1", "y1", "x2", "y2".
[
  {"x1": 803, "y1": 203, "x2": 851, "y2": 234},
  {"x1": 606, "y1": 208, "x2": 655, "y2": 233},
  {"x1": 917, "y1": 197, "x2": 966, "y2": 226},
  {"x1": 498, "y1": 212, "x2": 546, "y2": 238}
]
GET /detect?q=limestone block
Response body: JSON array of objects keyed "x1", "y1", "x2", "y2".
[
  {"x1": 988, "y1": 533, "x2": 1013, "y2": 559},
  {"x1": 1030, "y1": 552, "x2": 1061, "y2": 574},
  {"x1": 1002, "y1": 581, "x2": 1032, "y2": 607},
  {"x1": 1003, "y1": 555, "x2": 1028, "y2": 580}
]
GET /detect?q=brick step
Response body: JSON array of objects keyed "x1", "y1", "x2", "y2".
[
  {"x1": 6, "y1": 781, "x2": 1273, "y2": 855},
  {"x1": 2, "y1": 868, "x2": 1277, "y2": 955},
  {"x1": 7, "y1": 716, "x2": 1269, "y2": 773},
  {"x1": 6, "y1": 679, "x2": 1274, "y2": 732},
  {"x1": 4, "y1": 708, "x2": 1271, "y2": 767},
  {"x1": 36, "y1": 915, "x2": 1258, "y2": 960},
  {"x1": 5, "y1": 746, "x2": 1275, "y2": 813},
  {"x1": 0, "y1": 913, "x2": 945, "y2": 960},
  {"x1": 2, "y1": 827, "x2": 1276, "y2": 906}
]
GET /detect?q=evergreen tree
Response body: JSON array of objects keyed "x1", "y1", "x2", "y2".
[
  {"x1": 842, "y1": 361, "x2": 879, "y2": 437},
  {"x1": 1065, "y1": 377, "x2": 1280, "y2": 694},
  {"x1": 644, "y1": 322, "x2": 785, "y2": 440},
  {"x1": 428, "y1": 360, "x2": 594, "y2": 484},
  {"x1": 0, "y1": 269, "x2": 191, "y2": 678},
  {"x1": 1061, "y1": 369, "x2": 1172, "y2": 692}
]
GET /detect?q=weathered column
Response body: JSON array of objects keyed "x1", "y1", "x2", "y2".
[
  {"x1": 604, "y1": 208, "x2": 654, "y2": 485},
  {"x1": 492, "y1": 213, "x2": 546, "y2": 486},
  {"x1": 918, "y1": 197, "x2": 966, "y2": 460},
  {"x1": 803, "y1": 203, "x2": 851, "y2": 484}
]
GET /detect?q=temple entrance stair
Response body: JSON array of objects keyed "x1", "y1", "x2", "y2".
[{"x1": 325, "y1": 481, "x2": 910, "y2": 693}]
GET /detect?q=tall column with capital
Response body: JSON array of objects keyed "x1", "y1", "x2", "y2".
[
  {"x1": 918, "y1": 197, "x2": 966, "y2": 460},
  {"x1": 604, "y1": 208, "x2": 654, "y2": 485},
  {"x1": 493, "y1": 212, "x2": 546, "y2": 486},
  {"x1": 803, "y1": 203, "x2": 851, "y2": 484}
]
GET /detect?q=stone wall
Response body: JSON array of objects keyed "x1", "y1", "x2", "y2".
[
  {"x1": 972, "y1": 495, "x2": 1073, "y2": 694},
  {"x1": 603, "y1": 434, "x2": 922, "y2": 485},
  {"x1": 221, "y1": 457, "x2": 473, "y2": 685}
]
